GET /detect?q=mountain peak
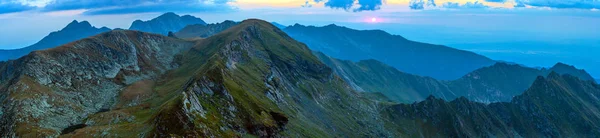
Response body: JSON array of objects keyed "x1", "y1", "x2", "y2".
[
  {"x1": 549, "y1": 62, "x2": 595, "y2": 81},
  {"x1": 129, "y1": 12, "x2": 206, "y2": 35},
  {"x1": 157, "y1": 12, "x2": 179, "y2": 19},
  {"x1": 551, "y1": 62, "x2": 575, "y2": 69},
  {"x1": 63, "y1": 20, "x2": 93, "y2": 30}
]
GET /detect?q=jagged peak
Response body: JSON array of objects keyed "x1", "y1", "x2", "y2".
[
  {"x1": 63, "y1": 20, "x2": 93, "y2": 30},
  {"x1": 551, "y1": 62, "x2": 577, "y2": 70}
]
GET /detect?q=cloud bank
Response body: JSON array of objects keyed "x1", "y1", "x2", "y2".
[{"x1": 0, "y1": 1, "x2": 35, "y2": 14}]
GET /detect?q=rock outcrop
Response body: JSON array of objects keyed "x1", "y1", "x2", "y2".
[{"x1": 0, "y1": 30, "x2": 194, "y2": 137}]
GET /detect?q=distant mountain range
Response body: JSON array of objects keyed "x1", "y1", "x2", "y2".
[
  {"x1": 283, "y1": 24, "x2": 496, "y2": 80},
  {"x1": 383, "y1": 73, "x2": 600, "y2": 137},
  {"x1": 129, "y1": 12, "x2": 206, "y2": 35},
  {"x1": 316, "y1": 52, "x2": 596, "y2": 103},
  {"x1": 0, "y1": 13, "x2": 208, "y2": 62},
  {"x1": 0, "y1": 20, "x2": 110, "y2": 61},
  {"x1": 1, "y1": 18, "x2": 600, "y2": 137}
]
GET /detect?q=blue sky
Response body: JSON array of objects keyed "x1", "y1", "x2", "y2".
[{"x1": 0, "y1": 0, "x2": 599, "y2": 78}]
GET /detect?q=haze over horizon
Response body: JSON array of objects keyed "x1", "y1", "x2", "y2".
[{"x1": 1, "y1": 0, "x2": 598, "y2": 78}]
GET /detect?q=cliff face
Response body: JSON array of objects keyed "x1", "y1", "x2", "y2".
[{"x1": 0, "y1": 30, "x2": 194, "y2": 137}]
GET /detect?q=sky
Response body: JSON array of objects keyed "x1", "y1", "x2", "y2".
[{"x1": 0, "y1": 0, "x2": 599, "y2": 78}]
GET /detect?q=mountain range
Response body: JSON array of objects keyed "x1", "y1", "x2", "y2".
[
  {"x1": 0, "y1": 19, "x2": 391, "y2": 137},
  {"x1": 317, "y1": 52, "x2": 596, "y2": 103},
  {"x1": 0, "y1": 20, "x2": 110, "y2": 61},
  {"x1": 129, "y1": 12, "x2": 206, "y2": 36},
  {"x1": 1, "y1": 13, "x2": 599, "y2": 137},
  {"x1": 283, "y1": 24, "x2": 496, "y2": 80},
  {"x1": 383, "y1": 73, "x2": 600, "y2": 137}
]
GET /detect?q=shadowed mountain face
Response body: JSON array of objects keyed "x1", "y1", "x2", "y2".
[
  {"x1": 283, "y1": 24, "x2": 496, "y2": 80},
  {"x1": 0, "y1": 20, "x2": 110, "y2": 61},
  {"x1": 382, "y1": 73, "x2": 600, "y2": 137},
  {"x1": 316, "y1": 52, "x2": 596, "y2": 103},
  {"x1": 129, "y1": 12, "x2": 207, "y2": 36}
]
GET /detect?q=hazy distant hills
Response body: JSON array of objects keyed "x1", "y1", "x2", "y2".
[
  {"x1": 317, "y1": 52, "x2": 596, "y2": 103},
  {"x1": 129, "y1": 12, "x2": 206, "y2": 36},
  {"x1": 284, "y1": 24, "x2": 496, "y2": 80},
  {"x1": 0, "y1": 20, "x2": 110, "y2": 61}
]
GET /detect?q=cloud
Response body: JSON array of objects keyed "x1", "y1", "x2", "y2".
[
  {"x1": 442, "y1": 1, "x2": 489, "y2": 9},
  {"x1": 312, "y1": 0, "x2": 384, "y2": 12},
  {"x1": 515, "y1": 0, "x2": 600, "y2": 9},
  {"x1": 409, "y1": 0, "x2": 438, "y2": 10},
  {"x1": 42, "y1": 0, "x2": 236, "y2": 15},
  {"x1": 409, "y1": 0, "x2": 425, "y2": 10},
  {"x1": 0, "y1": 1, "x2": 36, "y2": 14},
  {"x1": 355, "y1": 0, "x2": 383, "y2": 11},
  {"x1": 485, "y1": 0, "x2": 507, "y2": 2}
]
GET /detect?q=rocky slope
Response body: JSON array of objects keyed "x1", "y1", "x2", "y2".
[
  {"x1": 382, "y1": 73, "x2": 600, "y2": 137},
  {"x1": 317, "y1": 53, "x2": 596, "y2": 103},
  {"x1": 0, "y1": 30, "x2": 195, "y2": 137},
  {"x1": 284, "y1": 24, "x2": 496, "y2": 80},
  {"x1": 1, "y1": 19, "x2": 391, "y2": 137},
  {"x1": 129, "y1": 12, "x2": 206, "y2": 36},
  {"x1": 174, "y1": 20, "x2": 238, "y2": 39},
  {"x1": 0, "y1": 20, "x2": 110, "y2": 61}
]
